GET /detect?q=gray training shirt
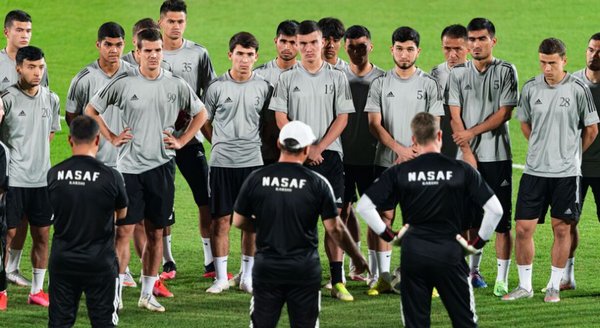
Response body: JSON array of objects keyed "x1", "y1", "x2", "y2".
[
  {"x1": 574, "y1": 69, "x2": 600, "y2": 177},
  {"x1": 515, "y1": 73, "x2": 599, "y2": 178},
  {"x1": 269, "y1": 62, "x2": 355, "y2": 156},
  {"x1": 0, "y1": 84, "x2": 61, "y2": 187},
  {"x1": 341, "y1": 64, "x2": 385, "y2": 166},
  {"x1": 204, "y1": 71, "x2": 273, "y2": 168},
  {"x1": 430, "y1": 62, "x2": 452, "y2": 94},
  {"x1": 90, "y1": 68, "x2": 205, "y2": 174},
  {"x1": 121, "y1": 51, "x2": 173, "y2": 71},
  {"x1": 445, "y1": 58, "x2": 519, "y2": 162},
  {"x1": 66, "y1": 60, "x2": 135, "y2": 167},
  {"x1": 365, "y1": 68, "x2": 445, "y2": 168},
  {"x1": 0, "y1": 48, "x2": 49, "y2": 91}
]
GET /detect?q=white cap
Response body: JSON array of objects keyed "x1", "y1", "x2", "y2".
[{"x1": 279, "y1": 121, "x2": 317, "y2": 149}]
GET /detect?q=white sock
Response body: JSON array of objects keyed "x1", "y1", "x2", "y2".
[
  {"x1": 377, "y1": 251, "x2": 392, "y2": 283},
  {"x1": 496, "y1": 259, "x2": 511, "y2": 283},
  {"x1": 517, "y1": 264, "x2": 533, "y2": 292},
  {"x1": 7, "y1": 249, "x2": 23, "y2": 273},
  {"x1": 119, "y1": 274, "x2": 125, "y2": 300},
  {"x1": 125, "y1": 266, "x2": 131, "y2": 274},
  {"x1": 31, "y1": 268, "x2": 46, "y2": 294},
  {"x1": 162, "y1": 235, "x2": 175, "y2": 264},
  {"x1": 348, "y1": 242, "x2": 361, "y2": 271},
  {"x1": 215, "y1": 256, "x2": 228, "y2": 282},
  {"x1": 241, "y1": 255, "x2": 254, "y2": 280},
  {"x1": 141, "y1": 275, "x2": 157, "y2": 297},
  {"x1": 469, "y1": 250, "x2": 483, "y2": 273},
  {"x1": 562, "y1": 257, "x2": 574, "y2": 282},
  {"x1": 547, "y1": 266, "x2": 565, "y2": 290},
  {"x1": 202, "y1": 238, "x2": 213, "y2": 266},
  {"x1": 368, "y1": 249, "x2": 379, "y2": 279}
]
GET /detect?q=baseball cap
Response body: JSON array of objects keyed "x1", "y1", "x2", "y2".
[{"x1": 278, "y1": 121, "x2": 317, "y2": 149}]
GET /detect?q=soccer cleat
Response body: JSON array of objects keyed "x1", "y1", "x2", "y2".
[
  {"x1": 366, "y1": 278, "x2": 392, "y2": 296},
  {"x1": 153, "y1": 279, "x2": 174, "y2": 298},
  {"x1": 203, "y1": 262, "x2": 216, "y2": 278},
  {"x1": 28, "y1": 290, "x2": 50, "y2": 307},
  {"x1": 559, "y1": 279, "x2": 576, "y2": 291},
  {"x1": 0, "y1": 291, "x2": 7, "y2": 311},
  {"x1": 7, "y1": 270, "x2": 31, "y2": 287},
  {"x1": 160, "y1": 261, "x2": 177, "y2": 280},
  {"x1": 229, "y1": 272, "x2": 242, "y2": 287},
  {"x1": 367, "y1": 276, "x2": 379, "y2": 289},
  {"x1": 470, "y1": 272, "x2": 488, "y2": 288},
  {"x1": 331, "y1": 283, "x2": 354, "y2": 302},
  {"x1": 122, "y1": 271, "x2": 137, "y2": 288},
  {"x1": 501, "y1": 286, "x2": 534, "y2": 301},
  {"x1": 493, "y1": 280, "x2": 509, "y2": 297},
  {"x1": 432, "y1": 287, "x2": 439, "y2": 298},
  {"x1": 138, "y1": 294, "x2": 165, "y2": 312},
  {"x1": 324, "y1": 276, "x2": 347, "y2": 290},
  {"x1": 239, "y1": 279, "x2": 253, "y2": 294},
  {"x1": 206, "y1": 279, "x2": 230, "y2": 294},
  {"x1": 544, "y1": 287, "x2": 560, "y2": 303}
]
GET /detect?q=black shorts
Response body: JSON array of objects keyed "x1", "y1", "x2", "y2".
[
  {"x1": 5, "y1": 187, "x2": 53, "y2": 229},
  {"x1": 251, "y1": 281, "x2": 321, "y2": 328},
  {"x1": 581, "y1": 177, "x2": 600, "y2": 221},
  {"x1": 306, "y1": 151, "x2": 344, "y2": 208},
  {"x1": 1, "y1": 194, "x2": 6, "y2": 291},
  {"x1": 120, "y1": 161, "x2": 175, "y2": 227},
  {"x1": 467, "y1": 161, "x2": 512, "y2": 233},
  {"x1": 515, "y1": 174, "x2": 581, "y2": 222},
  {"x1": 49, "y1": 271, "x2": 119, "y2": 328},
  {"x1": 374, "y1": 165, "x2": 397, "y2": 211},
  {"x1": 209, "y1": 166, "x2": 261, "y2": 217},
  {"x1": 343, "y1": 164, "x2": 375, "y2": 204},
  {"x1": 176, "y1": 143, "x2": 210, "y2": 207}
]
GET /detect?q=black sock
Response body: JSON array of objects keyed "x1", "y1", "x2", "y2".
[{"x1": 330, "y1": 262, "x2": 343, "y2": 285}]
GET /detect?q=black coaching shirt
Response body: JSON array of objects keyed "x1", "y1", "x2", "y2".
[
  {"x1": 47, "y1": 155, "x2": 128, "y2": 275},
  {"x1": 234, "y1": 162, "x2": 339, "y2": 285},
  {"x1": 365, "y1": 153, "x2": 494, "y2": 264}
]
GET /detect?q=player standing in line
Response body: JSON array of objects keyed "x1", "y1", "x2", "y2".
[
  {"x1": 365, "y1": 26, "x2": 444, "y2": 295},
  {"x1": 233, "y1": 121, "x2": 367, "y2": 327},
  {"x1": 430, "y1": 24, "x2": 469, "y2": 159},
  {"x1": 357, "y1": 112, "x2": 502, "y2": 328},
  {"x1": 270, "y1": 20, "x2": 356, "y2": 301},
  {"x1": 159, "y1": 0, "x2": 217, "y2": 280},
  {"x1": 340, "y1": 25, "x2": 385, "y2": 286},
  {"x1": 122, "y1": 18, "x2": 172, "y2": 71},
  {"x1": 203, "y1": 32, "x2": 273, "y2": 294},
  {"x1": 504, "y1": 38, "x2": 599, "y2": 302},
  {"x1": 1, "y1": 46, "x2": 61, "y2": 307},
  {"x1": 0, "y1": 112, "x2": 9, "y2": 310},
  {"x1": 446, "y1": 18, "x2": 519, "y2": 296},
  {"x1": 318, "y1": 17, "x2": 348, "y2": 70},
  {"x1": 86, "y1": 29, "x2": 207, "y2": 312}
]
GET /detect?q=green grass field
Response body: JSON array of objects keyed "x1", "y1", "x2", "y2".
[{"x1": 2, "y1": 0, "x2": 600, "y2": 326}]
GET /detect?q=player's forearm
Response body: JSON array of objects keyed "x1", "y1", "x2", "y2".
[
  {"x1": 275, "y1": 111, "x2": 290, "y2": 130},
  {"x1": 201, "y1": 121, "x2": 213, "y2": 144},
  {"x1": 324, "y1": 217, "x2": 363, "y2": 261},
  {"x1": 449, "y1": 106, "x2": 466, "y2": 134},
  {"x1": 49, "y1": 132, "x2": 55, "y2": 142},
  {"x1": 317, "y1": 113, "x2": 348, "y2": 150},
  {"x1": 65, "y1": 112, "x2": 78, "y2": 126},
  {"x1": 582, "y1": 124, "x2": 599, "y2": 153},
  {"x1": 520, "y1": 122, "x2": 532, "y2": 141},
  {"x1": 232, "y1": 212, "x2": 256, "y2": 233},
  {"x1": 178, "y1": 110, "x2": 207, "y2": 145},
  {"x1": 368, "y1": 114, "x2": 403, "y2": 152},
  {"x1": 469, "y1": 106, "x2": 513, "y2": 136},
  {"x1": 85, "y1": 104, "x2": 116, "y2": 141}
]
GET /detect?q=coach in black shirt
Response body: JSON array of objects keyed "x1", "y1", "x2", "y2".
[
  {"x1": 233, "y1": 120, "x2": 368, "y2": 328},
  {"x1": 357, "y1": 112, "x2": 503, "y2": 328},
  {"x1": 47, "y1": 116, "x2": 128, "y2": 328}
]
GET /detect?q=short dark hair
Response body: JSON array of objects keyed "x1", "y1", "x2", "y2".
[
  {"x1": 133, "y1": 18, "x2": 160, "y2": 39},
  {"x1": 160, "y1": 0, "x2": 187, "y2": 16},
  {"x1": 229, "y1": 32, "x2": 259, "y2": 52},
  {"x1": 441, "y1": 24, "x2": 467, "y2": 41},
  {"x1": 280, "y1": 139, "x2": 304, "y2": 155},
  {"x1": 539, "y1": 37, "x2": 566, "y2": 58},
  {"x1": 69, "y1": 116, "x2": 100, "y2": 145},
  {"x1": 411, "y1": 112, "x2": 439, "y2": 145},
  {"x1": 392, "y1": 26, "x2": 420, "y2": 47},
  {"x1": 318, "y1": 17, "x2": 345, "y2": 39},
  {"x1": 590, "y1": 33, "x2": 600, "y2": 42},
  {"x1": 16, "y1": 46, "x2": 44, "y2": 66},
  {"x1": 467, "y1": 18, "x2": 495, "y2": 38},
  {"x1": 98, "y1": 22, "x2": 125, "y2": 42},
  {"x1": 4, "y1": 10, "x2": 31, "y2": 29},
  {"x1": 136, "y1": 29, "x2": 162, "y2": 49},
  {"x1": 344, "y1": 25, "x2": 371, "y2": 41},
  {"x1": 276, "y1": 20, "x2": 299, "y2": 37},
  {"x1": 297, "y1": 20, "x2": 321, "y2": 36}
]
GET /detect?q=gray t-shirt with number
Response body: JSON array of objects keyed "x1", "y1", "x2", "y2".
[
  {"x1": 365, "y1": 68, "x2": 445, "y2": 167},
  {"x1": 0, "y1": 48, "x2": 49, "y2": 91},
  {"x1": 1, "y1": 84, "x2": 60, "y2": 187},
  {"x1": 90, "y1": 68, "x2": 205, "y2": 174},
  {"x1": 515, "y1": 73, "x2": 599, "y2": 177},
  {"x1": 445, "y1": 58, "x2": 519, "y2": 162},
  {"x1": 573, "y1": 69, "x2": 600, "y2": 177}
]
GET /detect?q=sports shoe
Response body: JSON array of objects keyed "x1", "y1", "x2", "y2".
[
  {"x1": 501, "y1": 286, "x2": 534, "y2": 301},
  {"x1": 0, "y1": 291, "x2": 7, "y2": 310},
  {"x1": 122, "y1": 271, "x2": 137, "y2": 288},
  {"x1": 432, "y1": 287, "x2": 439, "y2": 298},
  {"x1": 493, "y1": 280, "x2": 509, "y2": 297},
  {"x1": 331, "y1": 283, "x2": 354, "y2": 302},
  {"x1": 349, "y1": 264, "x2": 367, "y2": 282},
  {"x1": 470, "y1": 272, "x2": 488, "y2": 288},
  {"x1": 324, "y1": 275, "x2": 347, "y2": 290},
  {"x1": 138, "y1": 294, "x2": 165, "y2": 312},
  {"x1": 153, "y1": 279, "x2": 174, "y2": 298},
  {"x1": 206, "y1": 279, "x2": 230, "y2": 294},
  {"x1": 28, "y1": 290, "x2": 50, "y2": 307},
  {"x1": 559, "y1": 279, "x2": 576, "y2": 291},
  {"x1": 160, "y1": 261, "x2": 177, "y2": 280},
  {"x1": 239, "y1": 279, "x2": 253, "y2": 294},
  {"x1": 366, "y1": 278, "x2": 392, "y2": 296},
  {"x1": 544, "y1": 287, "x2": 560, "y2": 303},
  {"x1": 229, "y1": 272, "x2": 242, "y2": 287},
  {"x1": 7, "y1": 270, "x2": 31, "y2": 287},
  {"x1": 367, "y1": 276, "x2": 379, "y2": 289},
  {"x1": 203, "y1": 262, "x2": 216, "y2": 278}
]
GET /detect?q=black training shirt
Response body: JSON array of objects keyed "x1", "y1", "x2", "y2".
[
  {"x1": 47, "y1": 155, "x2": 128, "y2": 275},
  {"x1": 234, "y1": 162, "x2": 339, "y2": 285},
  {"x1": 365, "y1": 153, "x2": 494, "y2": 264}
]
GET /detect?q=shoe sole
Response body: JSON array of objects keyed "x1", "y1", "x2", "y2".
[
  {"x1": 544, "y1": 297, "x2": 560, "y2": 303},
  {"x1": 27, "y1": 298, "x2": 49, "y2": 307},
  {"x1": 501, "y1": 294, "x2": 533, "y2": 301},
  {"x1": 160, "y1": 272, "x2": 176, "y2": 280},
  {"x1": 138, "y1": 304, "x2": 166, "y2": 312}
]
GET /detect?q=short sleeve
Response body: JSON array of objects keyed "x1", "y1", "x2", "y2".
[
  {"x1": 445, "y1": 70, "x2": 462, "y2": 107},
  {"x1": 578, "y1": 83, "x2": 600, "y2": 127},
  {"x1": 334, "y1": 72, "x2": 355, "y2": 115},
  {"x1": 1, "y1": 91, "x2": 12, "y2": 116},
  {"x1": 50, "y1": 91, "x2": 62, "y2": 132},
  {"x1": 65, "y1": 75, "x2": 84, "y2": 114},
  {"x1": 269, "y1": 73, "x2": 290, "y2": 113},
  {"x1": 364, "y1": 77, "x2": 383, "y2": 113},
  {"x1": 0, "y1": 143, "x2": 9, "y2": 190},
  {"x1": 499, "y1": 64, "x2": 519, "y2": 107},
  {"x1": 465, "y1": 164, "x2": 494, "y2": 207},
  {"x1": 197, "y1": 50, "x2": 217, "y2": 97},
  {"x1": 203, "y1": 82, "x2": 218, "y2": 121},
  {"x1": 363, "y1": 166, "x2": 398, "y2": 209},
  {"x1": 515, "y1": 83, "x2": 532, "y2": 123},
  {"x1": 426, "y1": 79, "x2": 445, "y2": 117},
  {"x1": 112, "y1": 169, "x2": 128, "y2": 209},
  {"x1": 179, "y1": 79, "x2": 205, "y2": 117},
  {"x1": 89, "y1": 77, "x2": 123, "y2": 115},
  {"x1": 233, "y1": 171, "x2": 257, "y2": 217}
]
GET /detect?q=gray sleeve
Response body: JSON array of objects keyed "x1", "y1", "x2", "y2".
[
  {"x1": 180, "y1": 80, "x2": 205, "y2": 117},
  {"x1": 203, "y1": 83, "x2": 218, "y2": 121},
  {"x1": 445, "y1": 70, "x2": 462, "y2": 107},
  {"x1": 515, "y1": 83, "x2": 531, "y2": 123},
  {"x1": 579, "y1": 83, "x2": 600, "y2": 126},
  {"x1": 1, "y1": 92, "x2": 12, "y2": 116},
  {"x1": 426, "y1": 79, "x2": 445, "y2": 117},
  {"x1": 198, "y1": 50, "x2": 217, "y2": 97},
  {"x1": 90, "y1": 79, "x2": 122, "y2": 115},
  {"x1": 500, "y1": 64, "x2": 519, "y2": 107},
  {"x1": 269, "y1": 74, "x2": 289, "y2": 113},
  {"x1": 65, "y1": 76, "x2": 85, "y2": 114},
  {"x1": 50, "y1": 92, "x2": 61, "y2": 132},
  {"x1": 364, "y1": 78, "x2": 382, "y2": 113},
  {"x1": 334, "y1": 72, "x2": 355, "y2": 115}
]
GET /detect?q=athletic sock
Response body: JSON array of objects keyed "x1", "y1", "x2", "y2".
[
  {"x1": 368, "y1": 249, "x2": 379, "y2": 279},
  {"x1": 562, "y1": 257, "x2": 574, "y2": 282},
  {"x1": 330, "y1": 262, "x2": 343, "y2": 285},
  {"x1": 31, "y1": 268, "x2": 46, "y2": 294},
  {"x1": 141, "y1": 275, "x2": 157, "y2": 297},
  {"x1": 496, "y1": 259, "x2": 511, "y2": 283},
  {"x1": 215, "y1": 256, "x2": 228, "y2": 282},
  {"x1": 201, "y1": 238, "x2": 213, "y2": 267},
  {"x1": 125, "y1": 266, "x2": 131, "y2": 274},
  {"x1": 348, "y1": 242, "x2": 361, "y2": 273},
  {"x1": 547, "y1": 266, "x2": 565, "y2": 290},
  {"x1": 241, "y1": 255, "x2": 254, "y2": 280},
  {"x1": 7, "y1": 249, "x2": 23, "y2": 273},
  {"x1": 469, "y1": 250, "x2": 483, "y2": 274},
  {"x1": 517, "y1": 264, "x2": 533, "y2": 292},
  {"x1": 119, "y1": 274, "x2": 125, "y2": 301},
  {"x1": 377, "y1": 250, "x2": 392, "y2": 283},
  {"x1": 162, "y1": 235, "x2": 175, "y2": 264}
]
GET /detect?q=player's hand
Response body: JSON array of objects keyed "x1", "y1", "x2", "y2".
[
  {"x1": 453, "y1": 129, "x2": 475, "y2": 147},
  {"x1": 350, "y1": 253, "x2": 370, "y2": 276},
  {"x1": 163, "y1": 130, "x2": 184, "y2": 150},
  {"x1": 307, "y1": 146, "x2": 324, "y2": 166},
  {"x1": 393, "y1": 145, "x2": 418, "y2": 164},
  {"x1": 111, "y1": 127, "x2": 133, "y2": 147},
  {"x1": 390, "y1": 224, "x2": 409, "y2": 247},
  {"x1": 456, "y1": 234, "x2": 485, "y2": 256},
  {"x1": 462, "y1": 151, "x2": 477, "y2": 169}
]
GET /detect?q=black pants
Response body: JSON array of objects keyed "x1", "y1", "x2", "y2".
[
  {"x1": 401, "y1": 251, "x2": 478, "y2": 328},
  {"x1": 251, "y1": 281, "x2": 321, "y2": 328},
  {"x1": 49, "y1": 271, "x2": 119, "y2": 328}
]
